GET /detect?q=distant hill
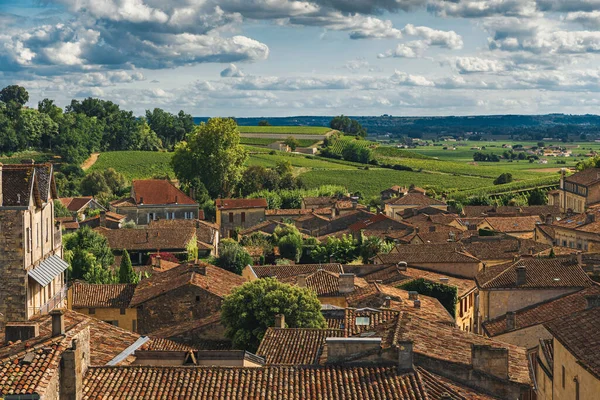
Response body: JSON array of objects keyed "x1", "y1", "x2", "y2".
[{"x1": 194, "y1": 114, "x2": 600, "y2": 139}]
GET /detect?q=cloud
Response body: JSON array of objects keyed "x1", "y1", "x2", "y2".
[
  {"x1": 536, "y1": 0, "x2": 600, "y2": 12},
  {"x1": 564, "y1": 11, "x2": 600, "y2": 29},
  {"x1": 402, "y1": 24, "x2": 463, "y2": 49},
  {"x1": 378, "y1": 41, "x2": 428, "y2": 58},
  {"x1": 454, "y1": 57, "x2": 508, "y2": 73},
  {"x1": 221, "y1": 63, "x2": 245, "y2": 77},
  {"x1": 427, "y1": 0, "x2": 538, "y2": 18},
  {"x1": 313, "y1": 0, "x2": 427, "y2": 13},
  {"x1": 289, "y1": 12, "x2": 402, "y2": 39}
]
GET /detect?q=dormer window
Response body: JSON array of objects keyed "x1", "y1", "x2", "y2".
[{"x1": 355, "y1": 316, "x2": 370, "y2": 326}]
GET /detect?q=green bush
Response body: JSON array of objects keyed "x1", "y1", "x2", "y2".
[{"x1": 398, "y1": 278, "x2": 458, "y2": 318}]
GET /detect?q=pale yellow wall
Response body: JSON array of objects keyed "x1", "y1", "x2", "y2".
[
  {"x1": 319, "y1": 296, "x2": 348, "y2": 308},
  {"x1": 495, "y1": 324, "x2": 552, "y2": 350},
  {"x1": 553, "y1": 338, "x2": 600, "y2": 400},
  {"x1": 74, "y1": 307, "x2": 138, "y2": 332},
  {"x1": 481, "y1": 288, "x2": 578, "y2": 320},
  {"x1": 242, "y1": 266, "x2": 258, "y2": 281},
  {"x1": 554, "y1": 226, "x2": 600, "y2": 252},
  {"x1": 536, "y1": 358, "x2": 553, "y2": 400},
  {"x1": 455, "y1": 291, "x2": 476, "y2": 333}
]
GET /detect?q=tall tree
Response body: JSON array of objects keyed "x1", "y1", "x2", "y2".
[
  {"x1": 330, "y1": 115, "x2": 367, "y2": 137},
  {"x1": 118, "y1": 250, "x2": 138, "y2": 284},
  {"x1": 63, "y1": 226, "x2": 114, "y2": 282},
  {"x1": 221, "y1": 278, "x2": 326, "y2": 351},
  {"x1": 172, "y1": 118, "x2": 247, "y2": 198}
]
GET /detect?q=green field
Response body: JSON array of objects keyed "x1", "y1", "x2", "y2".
[
  {"x1": 0, "y1": 151, "x2": 54, "y2": 164},
  {"x1": 246, "y1": 153, "x2": 356, "y2": 170},
  {"x1": 237, "y1": 126, "x2": 332, "y2": 135},
  {"x1": 240, "y1": 137, "x2": 320, "y2": 147},
  {"x1": 87, "y1": 151, "x2": 175, "y2": 180},
  {"x1": 328, "y1": 136, "x2": 377, "y2": 155}
]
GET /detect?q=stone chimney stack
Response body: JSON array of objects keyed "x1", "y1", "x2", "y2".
[
  {"x1": 506, "y1": 311, "x2": 516, "y2": 331},
  {"x1": 99, "y1": 211, "x2": 106, "y2": 227},
  {"x1": 60, "y1": 328, "x2": 91, "y2": 400},
  {"x1": 408, "y1": 291, "x2": 419, "y2": 300},
  {"x1": 397, "y1": 341, "x2": 413, "y2": 371},
  {"x1": 545, "y1": 214, "x2": 553, "y2": 225},
  {"x1": 585, "y1": 295, "x2": 600, "y2": 309},
  {"x1": 515, "y1": 266, "x2": 526, "y2": 286},
  {"x1": 297, "y1": 274, "x2": 307, "y2": 288},
  {"x1": 50, "y1": 309, "x2": 65, "y2": 337},
  {"x1": 586, "y1": 213, "x2": 596, "y2": 224},
  {"x1": 383, "y1": 296, "x2": 392, "y2": 308},
  {"x1": 339, "y1": 273, "x2": 355, "y2": 294},
  {"x1": 577, "y1": 251, "x2": 583, "y2": 266},
  {"x1": 274, "y1": 314, "x2": 285, "y2": 329},
  {"x1": 153, "y1": 255, "x2": 162, "y2": 269},
  {"x1": 471, "y1": 345, "x2": 509, "y2": 380},
  {"x1": 413, "y1": 299, "x2": 421, "y2": 308}
]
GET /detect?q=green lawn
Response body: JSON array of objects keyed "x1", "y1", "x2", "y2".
[{"x1": 237, "y1": 126, "x2": 332, "y2": 135}]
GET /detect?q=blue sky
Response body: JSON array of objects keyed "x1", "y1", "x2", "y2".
[{"x1": 2, "y1": 0, "x2": 600, "y2": 117}]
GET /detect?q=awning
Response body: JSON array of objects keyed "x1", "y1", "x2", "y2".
[{"x1": 28, "y1": 254, "x2": 69, "y2": 287}]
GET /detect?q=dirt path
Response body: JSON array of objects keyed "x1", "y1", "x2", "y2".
[{"x1": 81, "y1": 152, "x2": 100, "y2": 170}]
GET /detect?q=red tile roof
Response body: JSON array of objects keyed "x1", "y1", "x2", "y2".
[
  {"x1": 460, "y1": 236, "x2": 551, "y2": 261},
  {"x1": 379, "y1": 243, "x2": 480, "y2": 264},
  {"x1": 95, "y1": 225, "x2": 197, "y2": 251},
  {"x1": 130, "y1": 262, "x2": 246, "y2": 306},
  {"x1": 81, "y1": 364, "x2": 484, "y2": 400},
  {"x1": 386, "y1": 193, "x2": 446, "y2": 206},
  {"x1": 132, "y1": 179, "x2": 196, "y2": 205},
  {"x1": 248, "y1": 263, "x2": 344, "y2": 281},
  {"x1": 71, "y1": 281, "x2": 136, "y2": 308},
  {"x1": 485, "y1": 216, "x2": 542, "y2": 233},
  {"x1": 216, "y1": 198, "x2": 267, "y2": 210},
  {"x1": 58, "y1": 196, "x2": 94, "y2": 212},
  {"x1": 476, "y1": 257, "x2": 593, "y2": 290},
  {"x1": 564, "y1": 167, "x2": 600, "y2": 186},
  {"x1": 545, "y1": 305, "x2": 600, "y2": 379},
  {"x1": 257, "y1": 328, "x2": 344, "y2": 365},
  {"x1": 265, "y1": 208, "x2": 332, "y2": 216},
  {"x1": 295, "y1": 270, "x2": 368, "y2": 297},
  {"x1": 483, "y1": 286, "x2": 600, "y2": 337}
]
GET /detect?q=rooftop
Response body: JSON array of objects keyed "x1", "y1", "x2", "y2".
[
  {"x1": 95, "y1": 225, "x2": 197, "y2": 251},
  {"x1": 71, "y1": 281, "x2": 136, "y2": 309},
  {"x1": 1, "y1": 163, "x2": 55, "y2": 207},
  {"x1": 132, "y1": 179, "x2": 196, "y2": 205},
  {"x1": 295, "y1": 270, "x2": 368, "y2": 297},
  {"x1": 216, "y1": 198, "x2": 267, "y2": 210},
  {"x1": 485, "y1": 215, "x2": 542, "y2": 233},
  {"x1": 564, "y1": 167, "x2": 600, "y2": 186},
  {"x1": 248, "y1": 263, "x2": 344, "y2": 281},
  {"x1": 58, "y1": 196, "x2": 95, "y2": 212},
  {"x1": 385, "y1": 193, "x2": 446, "y2": 207},
  {"x1": 379, "y1": 243, "x2": 479, "y2": 264}
]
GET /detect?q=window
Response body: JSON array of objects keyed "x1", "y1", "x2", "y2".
[
  {"x1": 104, "y1": 321, "x2": 119, "y2": 327},
  {"x1": 229, "y1": 212, "x2": 234, "y2": 223},
  {"x1": 46, "y1": 219, "x2": 49, "y2": 242},
  {"x1": 562, "y1": 365, "x2": 566, "y2": 388},
  {"x1": 25, "y1": 227, "x2": 31, "y2": 253},
  {"x1": 36, "y1": 223, "x2": 40, "y2": 248},
  {"x1": 147, "y1": 213, "x2": 156, "y2": 223},
  {"x1": 132, "y1": 320, "x2": 137, "y2": 332},
  {"x1": 241, "y1": 212, "x2": 246, "y2": 223},
  {"x1": 89, "y1": 308, "x2": 96, "y2": 314},
  {"x1": 166, "y1": 212, "x2": 175, "y2": 220},
  {"x1": 355, "y1": 316, "x2": 370, "y2": 326},
  {"x1": 120, "y1": 308, "x2": 126, "y2": 315},
  {"x1": 184, "y1": 212, "x2": 193, "y2": 219},
  {"x1": 195, "y1": 295, "x2": 201, "y2": 302}
]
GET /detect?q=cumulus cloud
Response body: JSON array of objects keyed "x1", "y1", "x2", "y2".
[
  {"x1": 221, "y1": 63, "x2": 245, "y2": 77},
  {"x1": 564, "y1": 11, "x2": 600, "y2": 29},
  {"x1": 454, "y1": 57, "x2": 509, "y2": 73},
  {"x1": 402, "y1": 24, "x2": 463, "y2": 49},
  {"x1": 427, "y1": 0, "x2": 538, "y2": 18},
  {"x1": 536, "y1": 0, "x2": 600, "y2": 12},
  {"x1": 378, "y1": 41, "x2": 428, "y2": 58}
]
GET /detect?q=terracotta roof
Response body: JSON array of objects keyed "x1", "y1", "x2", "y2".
[
  {"x1": 564, "y1": 167, "x2": 600, "y2": 186},
  {"x1": 476, "y1": 257, "x2": 593, "y2": 290},
  {"x1": 248, "y1": 263, "x2": 344, "y2": 280},
  {"x1": 483, "y1": 286, "x2": 600, "y2": 337},
  {"x1": 545, "y1": 305, "x2": 600, "y2": 379},
  {"x1": 216, "y1": 198, "x2": 267, "y2": 210},
  {"x1": 81, "y1": 364, "x2": 478, "y2": 400},
  {"x1": 485, "y1": 216, "x2": 542, "y2": 233},
  {"x1": 302, "y1": 196, "x2": 338, "y2": 207},
  {"x1": 348, "y1": 213, "x2": 413, "y2": 232},
  {"x1": 95, "y1": 225, "x2": 197, "y2": 251},
  {"x1": 141, "y1": 338, "x2": 196, "y2": 352},
  {"x1": 536, "y1": 224, "x2": 555, "y2": 239},
  {"x1": 554, "y1": 211, "x2": 600, "y2": 233},
  {"x1": 265, "y1": 208, "x2": 331, "y2": 216},
  {"x1": 110, "y1": 197, "x2": 136, "y2": 207},
  {"x1": 130, "y1": 262, "x2": 246, "y2": 306},
  {"x1": 257, "y1": 328, "x2": 344, "y2": 365},
  {"x1": 462, "y1": 205, "x2": 561, "y2": 218},
  {"x1": 395, "y1": 267, "x2": 476, "y2": 298},
  {"x1": 380, "y1": 243, "x2": 480, "y2": 264},
  {"x1": 71, "y1": 281, "x2": 136, "y2": 308},
  {"x1": 58, "y1": 196, "x2": 94, "y2": 212},
  {"x1": 461, "y1": 236, "x2": 551, "y2": 261},
  {"x1": 132, "y1": 179, "x2": 196, "y2": 205},
  {"x1": 239, "y1": 220, "x2": 289, "y2": 236},
  {"x1": 346, "y1": 283, "x2": 455, "y2": 324},
  {"x1": 324, "y1": 308, "x2": 402, "y2": 336},
  {"x1": 1, "y1": 164, "x2": 55, "y2": 207},
  {"x1": 386, "y1": 193, "x2": 446, "y2": 206},
  {"x1": 295, "y1": 270, "x2": 368, "y2": 297},
  {"x1": 147, "y1": 313, "x2": 223, "y2": 341}
]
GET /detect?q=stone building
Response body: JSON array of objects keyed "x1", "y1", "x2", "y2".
[
  {"x1": 546, "y1": 210, "x2": 600, "y2": 251},
  {"x1": 0, "y1": 163, "x2": 67, "y2": 330},
  {"x1": 109, "y1": 179, "x2": 201, "y2": 225},
  {"x1": 129, "y1": 262, "x2": 246, "y2": 334},
  {"x1": 548, "y1": 167, "x2": 600, "y2": 213},
  {"x1": 384, "y1": 191, "x2": 447, "y2": 220},
  {"x1": 215, "y1": 198, "x2": 267, "y2": 238}
]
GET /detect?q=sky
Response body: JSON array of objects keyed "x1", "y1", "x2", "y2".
[{"x1": 2, "y1": 0, "x2": 600, "y2": 117}]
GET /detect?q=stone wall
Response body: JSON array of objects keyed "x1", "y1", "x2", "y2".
[
  {"x1": 0, "y1": 209, "x2": 27, "y2": 330},
  {"x1": 136, "y1": 286, "x2": 223, "y2": 334},
  {"x1": 111, "y1": 205, "x2": 199, "y2": 225},
  {"x1": 218, "y1": 208, "x2": 266, "y2": 238},
  {"x1": 482, "y1": 288, "x2": 578, "y2": 320}
]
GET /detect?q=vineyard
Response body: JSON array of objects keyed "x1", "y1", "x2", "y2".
[
  {"x1": 373, "y1": 146, "x2": 433, "y2": 160},
  {"x1": 447, "y1": 175, "x2": 561, "y2": 200},
  {"x1": 237, "y1": 126, "x2": 332, "y2": 135},
  {"x1": 327, "y1": 136, "x2": 378, "y2": 155},
  {"x1": 247, "y1": 153, "x2": 356, "y2": 170},
  {"x1": 240, "y1": 137, "x2": 320, "y2": 147},
  {"x1": 87, "y1": 151, "x2": 175, "y2": 180}
]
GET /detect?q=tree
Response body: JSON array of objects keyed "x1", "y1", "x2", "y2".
[
  {"x1": 258, "y1": 120, "x2": 271, "y2": 126},
  {"x1": 238, "y1": 166, "x2": 269, "y2": 197},
  {"x1": 63, "y1": 226, "x2": 114, "y2": 282},
  {"x1": 528, "y1": 188, "x2": 547, "y2": 206},
  {"x1": 283, "y1": 136, "x2": 300, "y2": 151},
  {"x1": 118, "y1": 250, "x2": 138, "y2": 284},
  {"x1": 172, "y1": 118, "x2": 248, "y2": 198},
  {"x1": 54, "y1": 199, "x2": 72, "y2": 217},
  {"x1": 274, "y1": 224, "x2": 304, "y2": 262},
  {"x1": 493, "y1": 173, "x2": 513, "y2": 185},
  {"x1": 311, "y1": 235, "x2": 358, "y2": 264},
  {"x1": 145, "y1": 108, "x2": 194, "y2": 149},
  {"x1": 136, "y1": 121, "x2": 163, "y2": 151},
  {"x1": 0, "y1": 85, "x2": 29, "y2": 112},
  {"x1": 359, "y1": 235, "x2": 394, "y2": 264},
  {"x1": 215, "y1": 239, "x2": 253, "y2": 275},
  {"x1": 221, "y1": 278, "x2": 326, "y2": 351},
  {"x1": 341, "y1": 141, "x2": 372, "y2": 164},
  {"x1": 330, "y1": 115, "x2": 367, "y2": 137},
  {"x1": 80, "y1": 171, "x2": 111, "y2": 197}
]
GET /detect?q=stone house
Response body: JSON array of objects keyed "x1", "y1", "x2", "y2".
[
  {"x1": 129, "y1": 262, "x2": 246, "y2": 334},
  {"x1": 67, "y1": 281, "x2": 138, "y2": 332},
  {"x1": 549, "y1": 168, "x2": 600, "y2": 213},
  {"x1": 78, "y1": 210, "x2": 127, "y2": 230},
  {"x1": 109, "y1": 179, "x2": 201, "y2": 225},
  {"x1": 476, "y1": 256, "x2": 594, "y2": 324},
  {"x1": 484, "y1": 215, "x2": 542, "y2": 239},
  {"x1": 346, "y1": 213, "x2": 415, "y2": 241},
  {"x1": 547, "y1": 210, "x2": 600, "y2": 251},
  {"x1": 534, "y1": 301, "x2": 600, "y2": 400},
  {"x1": 292, "y1": 270, "x2": 368, "y2": 307},
  {"x1": 380, "y1": 185, "x2": 407, "y2": 201},
  {"x1": 215, "y1": 198, "x2": 267, "y2": 238},
  {"x1": 384, "y1": 192, "x2": 448, "y2": 220},
  {"x1": 0, "y1": 163, "x2": 67, "y2": 331},
  {"x1": 461, "y1": 235, "x2": 552, "y2": 266},
  {"x1": 58, "y1": 196, "x2": 105, "y2": 219}
]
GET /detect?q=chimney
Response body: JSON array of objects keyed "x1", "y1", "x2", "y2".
[
  {"x1": 396, "y1": 261, "x2": 407, "y2": 272},
  {"x1": 439, "y1": 277, "x2": 449, "y2": 284},
  {"x1": 506, "y1": 311, "x2": 516, "y2": 331},
  {"x1": 585, "y1": 295, "x2": 600, "y2": 309},
  {"x1": 194, "y1": 264, "x2": 207, "y2": 276},
  {"x1": 274, "y1": 314, "x2": 285, "y2": 328},
  {"x1": 50, "y1": 309, "x2": 65, "y2": 337},
  {"x1": 60, "y1": 334, "x2": 90, "y2": 400},
  {"x1": 577, "y1": 251, "x2": 583, "y2": 266},
  {"x1": 383, "y1": 296, "x2": 392, "y2": 308},
  {"x1": 139, "y1": 196, "x2": 144, "y2": 205},
  {"x1": 339, "y1": 273, "x2": 355, "y2": 294},
  {"x1": 515, "y1": 266, "x2": 526, "y2": 286},
  {"x1": 175, "y1": 195, "x2": 179, "y2": 204},
  {"x1": 545, "y1": 214, "x2": 553, "y2": 225},
  {"x1": 99, "y1": 211, "x2": 106, "y2": 227},
  {"x1": 297, "y1": 274, "x2": 307, "y2": 288},
  {"x1": 153, "y1": 255, "x2": 162, "y2": 269},
  {"x1": 4, "y1": 323, "x2": 39, "y2": 344},
  {"x1": 440, "y1": 393, "x2": 452, "y2": 400},
  {"x1": 471, "y1": 345, "x2": 509, "y2": 380},
  {"x1": 408, "y1": 291, "x2": 419, "y2": 300},
  {"x1": 413, "y1": 299, "x2": 421, "y2": 308},
  {"x1": 397, "y1": 341, "x2": 413, "y2": 371},
  {"x1": 146, "y1": 231, "x2": 149, "y2": 242}
]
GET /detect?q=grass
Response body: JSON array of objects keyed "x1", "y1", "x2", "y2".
[
  {"x1": 87, "y1": 151, "x2": 174, "y2": 180},
  {"x1": 237, "y1": 126, "x2": 332, "y2": 135},
  {"x1": 247, "y1": 153, "x2": 355, "y2": 170},
  {"x1": 328, "y1": 136, "x2": 377, "y2": 155},
  {"x1": 240, "y1": 137, "x2": 320, "y2": 148},
  {"x1": 0, "y1": 151, "x2": 54, "y2": 164}
]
